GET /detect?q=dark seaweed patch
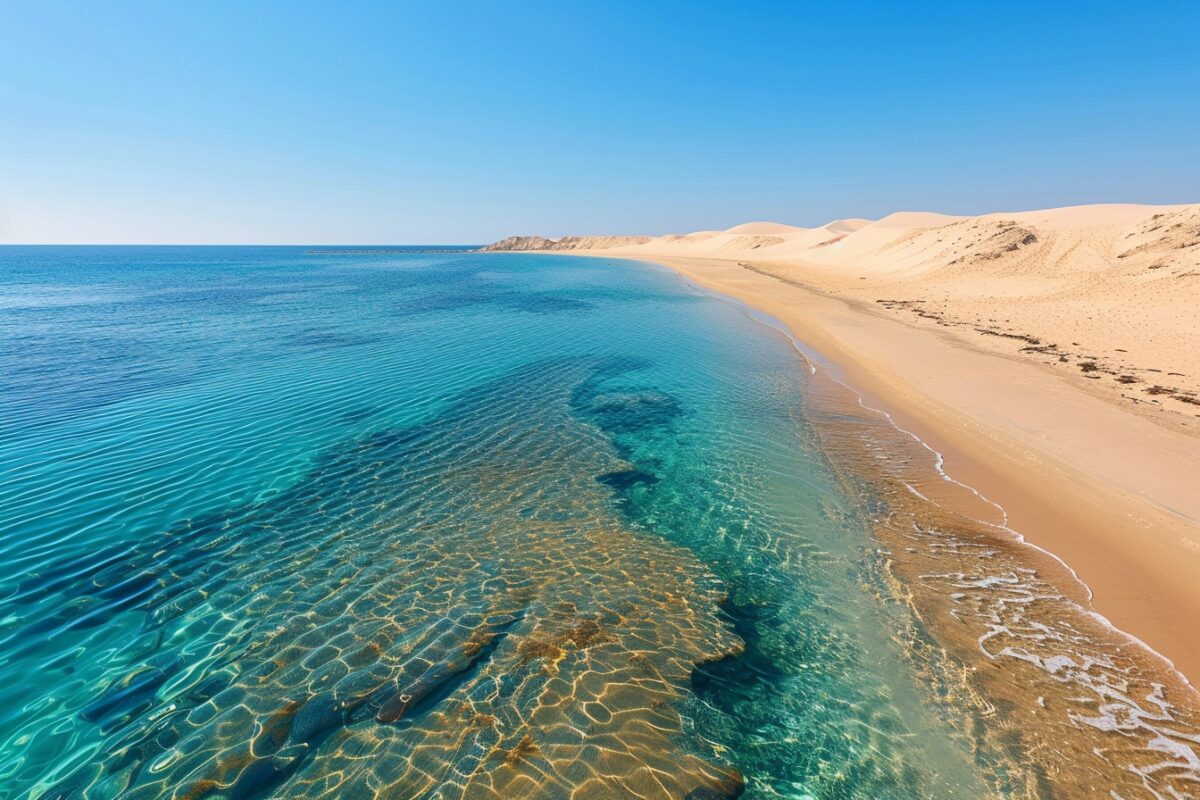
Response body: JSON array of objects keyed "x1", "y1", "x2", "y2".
[
  {"x1": 81, "y1": 656, "x2": 182, "y2": 725},
  {"x1": 582, "y1": 390, "x2": 685, "y2": 433},
  {"x1": 691, "y1": 598, "x2": 788, "y2": 704},
  {"x1": 596, "y1": 469, "x2": 660, "y2": 491}
]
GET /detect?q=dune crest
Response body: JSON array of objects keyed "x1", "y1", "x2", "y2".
[
  {"x1": 825, "y1": 218, "x2": 873, "y2": 234},
  {"x1": 723, "y1": 221, "x2": 809, "y2": 234}
]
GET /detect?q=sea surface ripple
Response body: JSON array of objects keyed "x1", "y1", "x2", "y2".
[{"x1": 1, "y1": 246, "x2": 1194, "y2": 799}]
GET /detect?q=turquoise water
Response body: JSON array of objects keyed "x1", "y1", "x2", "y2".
[{"x1": 0, "y1": 247, "x2": 987, "y2": 798}]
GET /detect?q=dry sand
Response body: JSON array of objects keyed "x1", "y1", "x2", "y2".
[{"x1": 485, "y1": 203, "x2": 1200, "y2": 683}]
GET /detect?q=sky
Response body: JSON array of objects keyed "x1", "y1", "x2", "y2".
[{"x1": 0, "y1": 1, "x2": 1197, "y2": 244}]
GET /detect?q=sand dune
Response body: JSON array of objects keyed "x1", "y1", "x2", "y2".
[
  {"x1": 487, "y1": 203, "x2": 1200, "y2": 424},
  {"x1": 723, "y1": 221, "x2": 808, "y2": 234},
  {"x1": 825, "y1": 218, "x2": 873, "y2": 233}
]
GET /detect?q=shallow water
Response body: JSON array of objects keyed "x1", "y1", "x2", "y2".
[{"x1": 0, "y1": 247, "x2": 1194, "y2": 799}]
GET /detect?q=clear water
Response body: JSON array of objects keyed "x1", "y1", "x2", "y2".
[{"x1": 0, "y1": 247, "x2": 988, "y2": 798}]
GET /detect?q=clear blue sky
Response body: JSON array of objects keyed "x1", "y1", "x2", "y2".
[{"x1": 1, "y1": 1, "x2": 1197, "y2": 243}]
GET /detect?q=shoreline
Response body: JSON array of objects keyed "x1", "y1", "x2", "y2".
[{"x1": 559, "y1": 251, "x2": 1200, "y2": 687}]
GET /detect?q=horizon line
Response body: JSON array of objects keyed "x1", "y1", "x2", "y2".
[{"x1": 0, "y1": 242, "x2": 488, "y2": 247}]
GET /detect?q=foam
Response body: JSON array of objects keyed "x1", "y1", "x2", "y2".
[{"x1": 652, "y1": 260, "x2": 1200, "y2": 794}]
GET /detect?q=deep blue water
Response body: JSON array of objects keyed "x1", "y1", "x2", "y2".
[{"x1": 0, "y1": 247, "x2": 988, "y2": 799}]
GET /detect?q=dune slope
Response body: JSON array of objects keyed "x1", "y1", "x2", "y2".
[{"x1": 485, "y1": 203, "x2": 1200, "y2": 424}]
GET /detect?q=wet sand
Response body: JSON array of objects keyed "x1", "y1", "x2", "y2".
[
  {"x1": 563, "y1": 252, "x2": 1200, "y2": 691},
  {"x1": 792, "y1": 343, "x2": 1200, "y2": 797}
]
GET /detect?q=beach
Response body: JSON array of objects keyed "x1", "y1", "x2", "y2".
[
  {"x1": 4, "y1": 237, "x2": 1199, "y2": 797},
  {"x1": 487, "y1": 203, "x2": 1200, "y2": 686},
  {"x1": 8, "y1": 1, "x2": 1199, "y2": 795}
]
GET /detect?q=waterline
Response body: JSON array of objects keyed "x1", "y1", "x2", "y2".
[{"x1": 4, "y1": 247, "x2": 1192, "y2": 798}]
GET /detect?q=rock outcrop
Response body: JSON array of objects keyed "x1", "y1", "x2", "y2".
[{"x1": 480, "y1": 235, "x2": 652, "y2": 252}]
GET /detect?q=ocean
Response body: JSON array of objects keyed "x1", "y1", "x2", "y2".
[{"x1": 1, "y1": 247, "x2": 1196, "y2": 799}]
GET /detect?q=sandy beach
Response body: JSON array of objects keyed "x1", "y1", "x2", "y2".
[{"x1": 485, "y1": 202, "x2": 1200, "y2": 685}]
